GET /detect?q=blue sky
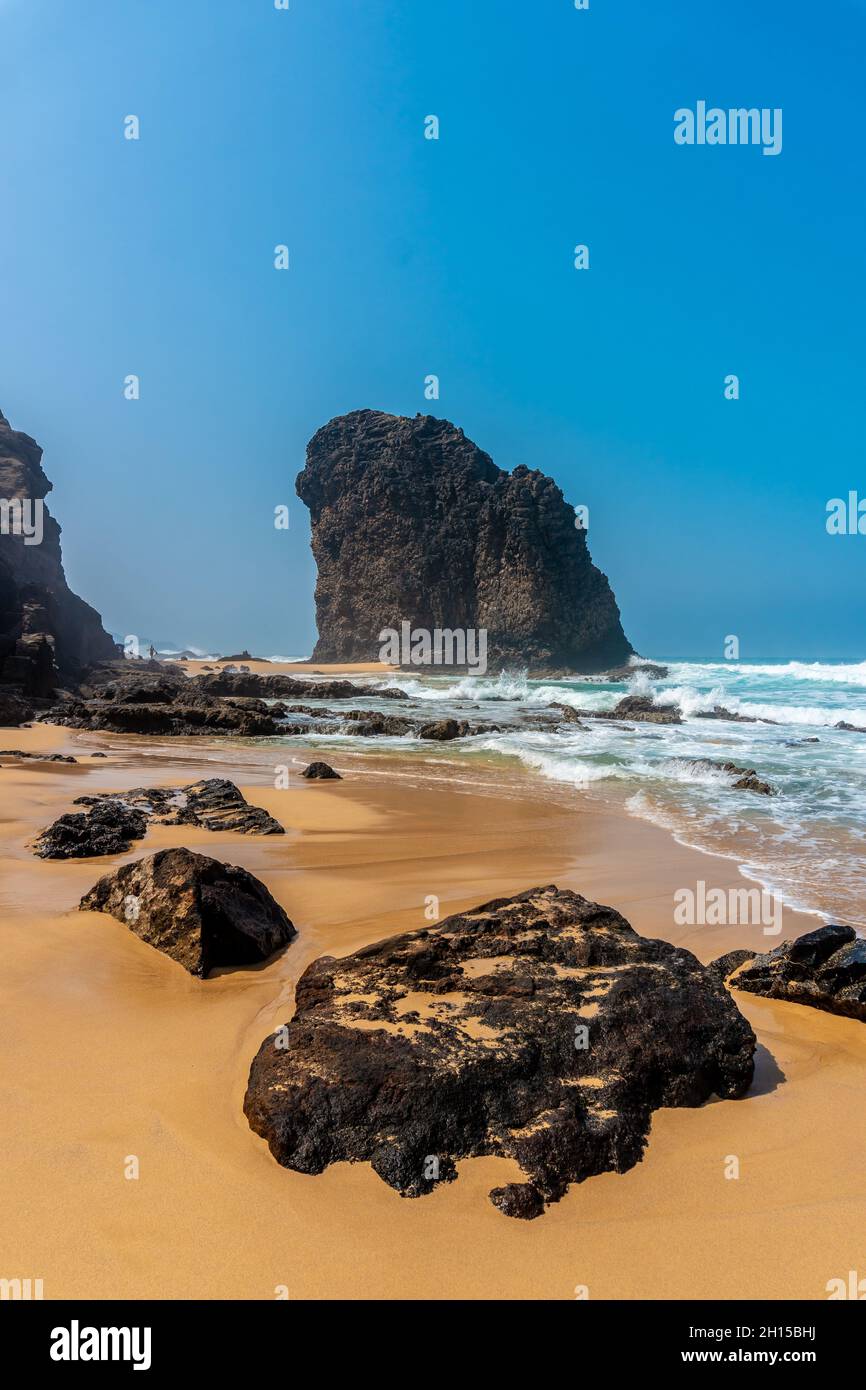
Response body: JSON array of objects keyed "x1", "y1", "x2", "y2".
[{"x1": 1, "y1": 0, "x2": 863, "y2": 659}]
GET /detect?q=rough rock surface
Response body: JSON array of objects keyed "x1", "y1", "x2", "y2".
[
  {"x1": 244, "y1": 885, "x2": 756, "y2": 1217},
  {"x1": 705, "y1": 949, "x2": 755, "y2": 987},
  {"x1": 192, "y1": 671, "x2": 408, "y2": 701},
  {"x1": 0, "y1": 748, "x2": 76, "y2": 763},
  {"x1": 0, "y1": 406, "x2": 116, "y2": 696},
  {"x1": 34, "y1": 800, "x2": 148, "y2": 859},
  {"x1": 80, "y1": 847, "x2": 296, "y2": 977},
  {"x1": 732, "y1": 925, "x2": 866, "y2": 1022},
  {"x1": 301, "y1": 762, "x2": 342, "y2": 780},
  {"x1": 0, "y1": 692, "x2": 34, "y2": 726},
  {"x1": 46, "y1": 693, "x2": 284, "y2": 738},
  {"x1": 295, "y1": 411, "x2": 633, "y2": 674},
  {"x1": 34, "y1": 778, "x2": 283, "y2": 857},
  {"x1": 696, "y1": 706, "x2": 777, "y2": 726},
  {"x1": 606, "y1": 695, "x2": 682, "y2": 724},
  {"x1": 683, "y1": 759, "x2": 775, "y2": 796}
]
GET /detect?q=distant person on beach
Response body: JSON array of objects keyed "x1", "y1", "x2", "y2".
[{"x1": 148, "y1": 645, "x2": 156, "y2": 660}]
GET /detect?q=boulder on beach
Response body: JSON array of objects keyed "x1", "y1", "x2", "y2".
[
  {"x1": 730, "y1": 924, "x2": 866, "y2": 1022},
  {"x1": 244, "y1": 884, "x2": 756, "y2": 1218},
  {"x1": 0, "y1": 692, "x2": 34, "y2": 726},
  {"x1": 80, "y1": 847, "x2": 296, "y2": 977},
  {"x1": 34, "y1": 778, "x2": 283, "y2": 858},
  {"x1": 301, "y1": 762, "x2": 342, "y2": 780},
  {"x1": 34, "y1": 800, "x2": 148, "y2": 858}
]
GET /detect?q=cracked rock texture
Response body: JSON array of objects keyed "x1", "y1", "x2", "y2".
[
  {"x1": 296, "y1": 411, "x2": 633, "y2": 674},
  {"x1": 245, "y1": 885, "x2": 755, "y2": 1217}
]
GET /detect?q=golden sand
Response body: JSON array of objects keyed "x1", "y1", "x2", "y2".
[{"x1": 1, "y1": 721, "x2": 863, "y2": 1300}]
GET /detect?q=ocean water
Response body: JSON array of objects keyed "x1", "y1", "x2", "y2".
[{"x1": 271, "y1": 658, "x2": 866, "y2": 930}]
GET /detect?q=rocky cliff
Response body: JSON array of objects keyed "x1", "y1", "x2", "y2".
[
  {"x1": 296, "y1": 410, "x2": 632, "y2": 673},
  {"x1": 0, "y1": 407, "x2": 116, "y2": 695}
]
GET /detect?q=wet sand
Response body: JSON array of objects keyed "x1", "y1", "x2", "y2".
[{"x1": 1, "y1": 722, "x2": 864, "y2": 1300}]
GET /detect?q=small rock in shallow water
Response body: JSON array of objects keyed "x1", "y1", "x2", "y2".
[{"x1": 301, "y1": 762, "x2": 342, "y2": 780}]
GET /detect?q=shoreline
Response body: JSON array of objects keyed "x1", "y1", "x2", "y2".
[{"x1": 1, "y1": 720, "x2": 864, "y2": 1299}]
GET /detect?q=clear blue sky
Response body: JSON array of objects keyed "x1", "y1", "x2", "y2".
[{"x1": 1, "y1": 0, "x2": 864, "y2": 659}]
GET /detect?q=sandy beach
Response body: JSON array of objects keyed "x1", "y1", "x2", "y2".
[{"x1": 1, "y1": 717, "x2": 863, "y2": 1301}]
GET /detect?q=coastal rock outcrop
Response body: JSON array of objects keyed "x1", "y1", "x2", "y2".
[
  {"x1": 0, "y1": 406, "x2": 116, "y2": 697},
  {"x1": 301, "y1": 762, "x2": 342, "y2": 779},
  {"x1": 34, "y1": 778, "x2": 283, "y2": 857},
  {"x1": 46, "y1": 693, "x2": 285, "y2": 738},
  {"x1": 192, "y1": 671, "x2": 408, "y2": 701},
  {"x1": 80, "y1": 847, "x2": 296, "y2": 977},
  {"x1": 244, "y1": 885, "x2": 756, "y2": 1217},
  {"x1": 296, "y1": 410, "x2": 633, "y2": 674},
  {"x1": 731, "y1": 925, "x2": 866, "y2": 1022}
]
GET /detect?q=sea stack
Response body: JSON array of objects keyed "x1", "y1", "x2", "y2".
[
  {"x1": 296, "y1": 410, "x2": 633, "y2": 674},
  {"x1": 0, "y1": 406, "x2": 116, "y2": 696}
]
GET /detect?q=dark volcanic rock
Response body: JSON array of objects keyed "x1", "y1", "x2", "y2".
[
  {"x1": 34, "y1": 778, "x2": 283, "y2": 858},
  {"x1": 835, "y1": 721, "x2": 866, "y2": 734},
  {"x1": 607, "y1": 695, "x2": 681, "y2": 724},
  {"x1": 342, "y1": 710, "x2": 415, "y2": 737},
  {"x1": 418, "y1": 718, "x2": 473, "y2": 741},
  {"x1": 0, "y1": 748, "x2": 76, "y2": 762},
  {"x1": 193, "y1": 671, "x2": 407, "y2": 701},
  {"x1": 602, "y1": 663, "x2": 669, "y2": 682},
  {"x1": 34, "y1": 800, "x2": 148, "y2": 858},
  {"x1": 683, "y1": 759, "x2": 775, "y2": 796},
  {"x1": 301, "y1": 762, "x2": 342, "y2": 780},
  {"x1": 45, "y1": 693, "x2": 284, "y2": 737},
  {"x1": 547, "y1": 702, "x2": 590, "y2": 729},
  {"x1": 489, "y1": 1183, "x2": 545, "y2": 1221},
  {"x1": 696, "y1": 706, "x2": 778, "y2": 726},
  {"x1": 733, "y1": 924, "x2": 866, "y2": 1022},
  {"x1": 173, "y1": 778, "x2": 284, "y2": 834},
  {"x1": 705, "y1": 949, "x2": 755, "y2": 987},
  {"x1": 244, "y1": 885, "x2": 755, "y2": 1217},
  {"x1": 0, "y1": 691, "x2": 35, "y2": 726},
  {"x1": 0, "y1": 406, "x2": 117, "y2": 696},
  {"x1": 295, "y1": 410, "x2": 632, "y2": 674},
  {"x1": 79, "y1": 847, "x2": 296, "y2": 977}
]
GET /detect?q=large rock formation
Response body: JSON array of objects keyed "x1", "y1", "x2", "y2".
[
  {"x1": 244, "y1": 885, "x2": 755, "y2": 1217},
  {"x1": 0, "y1": 407, "x2": 116, "y2": 697},
  {"x1": 296, "y1": 411, "x2": 633, "y2": 674}
]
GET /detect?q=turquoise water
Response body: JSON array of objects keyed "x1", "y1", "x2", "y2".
[{"x1": 271, "y1": 657, "x2": 866, "y2": 929}]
